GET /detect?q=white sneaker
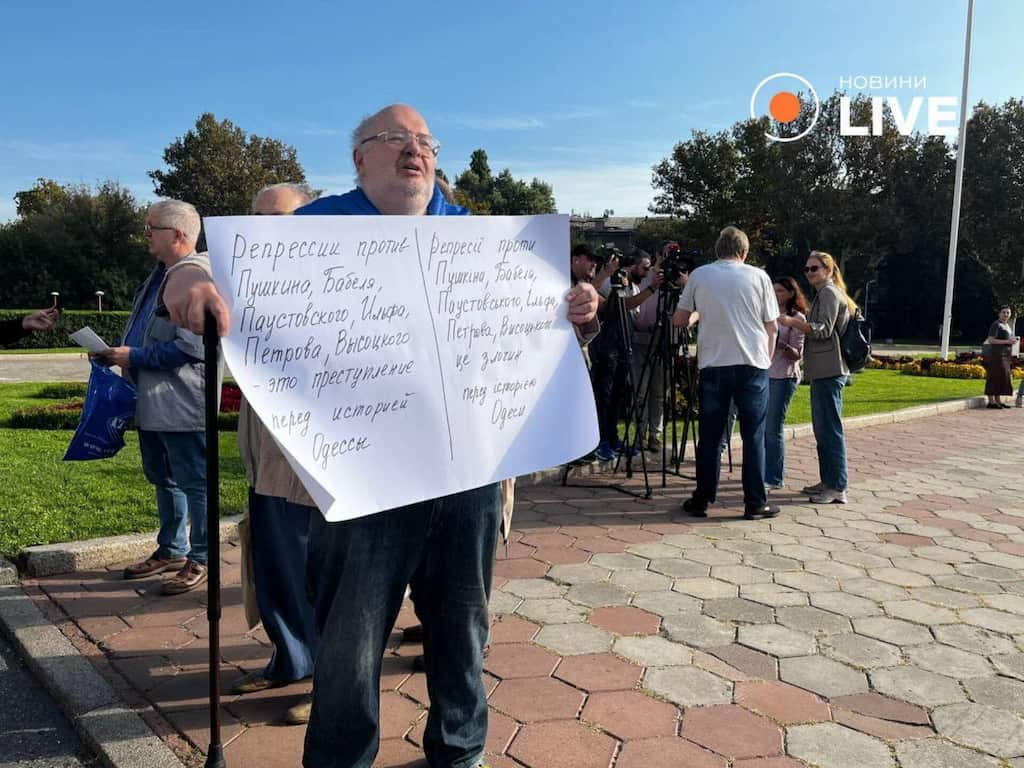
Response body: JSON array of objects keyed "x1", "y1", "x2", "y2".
[
  {"x1": 810, "y1": 487, "x2": 848, "y2": 504},
  {"x1": 801, "y1": 481, "x2": 826, "y2": 494}
]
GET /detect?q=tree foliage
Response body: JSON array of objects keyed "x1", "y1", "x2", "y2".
[
  {"x1": 453, "y1": 149, "x2": 557, "y2": 215},
  {"x1": 650, "y1": 93, "x2": 1023, "y2": 340},
  {"x1": 149, "y1": 113, "x2": 307, "y2": 218}
]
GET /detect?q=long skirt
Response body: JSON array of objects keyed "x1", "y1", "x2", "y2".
[{"x1": 985, "y1": 351, "x2": 1012, "y2": 396}]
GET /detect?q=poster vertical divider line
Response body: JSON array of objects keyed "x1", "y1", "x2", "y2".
[{"x1": 413, "y1": 226, "x2": 455, "y2": 461}]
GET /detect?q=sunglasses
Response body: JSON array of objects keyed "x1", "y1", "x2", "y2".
[{"x1": 804, "y1": 265, "x2": 821, "y2": 273}]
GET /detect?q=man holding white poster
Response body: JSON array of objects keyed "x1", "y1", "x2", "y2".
[{"x1": 163, "y1": 104, "x2": 599, "y2": 768}]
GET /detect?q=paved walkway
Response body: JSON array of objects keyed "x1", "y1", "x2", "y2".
[
  {"x1": 21, "y1": 408, "x2": 1024, "y2": 767},
  {"x1": 0, "y1": 352, "x2": 92, "y2": 382}
]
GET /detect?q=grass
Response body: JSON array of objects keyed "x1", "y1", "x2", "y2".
[
  {"x1": 0, "y1": 347, "x2": 82, "y2": 355},
  {"x1": 0, "y1": 382, "x2": 247, "y2": 557}
]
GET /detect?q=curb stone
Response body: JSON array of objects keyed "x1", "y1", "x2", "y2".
[
  {"x1": 0, "y1": 585, "x2": 184, "y2": 768},
  {"x1": 14, "y1": 395, "x2": 989, "y2": 579}
]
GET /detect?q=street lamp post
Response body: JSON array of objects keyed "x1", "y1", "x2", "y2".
[
  {"x1": 95, "y1": 291, "x2": 104, "y2": 312},
  {"x1": 50, "y1": 291, "x2": 60, "y2": 310}
]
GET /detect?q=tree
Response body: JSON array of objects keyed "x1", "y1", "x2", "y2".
[
  {"x1": 453, "y1": 149, "x2": 557, "y2": 215},
  {"x1": 149, "y1": 113, "x2": 307, "y2": 218},
  {"x1": 14, "y1": 178, "x2": 68, "y2": 218}
]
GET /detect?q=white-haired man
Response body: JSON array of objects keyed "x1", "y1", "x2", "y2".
[
  {"x1": 103, "y1": 200, "x2": 213, "y2": 594},
  {"x1": 161, "y1": 104, "x2": 598, "y2": 768}
]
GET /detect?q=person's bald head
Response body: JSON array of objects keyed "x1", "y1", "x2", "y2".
[
  {"x1": 351, "y1": 104, "x2": 438, "y2": 215},
  {"x1": 252, "y1": 182, "x2": 315, "y2": 215}
]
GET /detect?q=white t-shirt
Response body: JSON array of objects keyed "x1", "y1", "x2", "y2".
[{"x1": 678, "y1": 259, "x2": 777, "y2": 370}]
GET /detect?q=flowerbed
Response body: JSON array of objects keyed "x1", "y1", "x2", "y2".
[{"x1": 869, "y1": 353, "x2": 1024, "y2": 380}]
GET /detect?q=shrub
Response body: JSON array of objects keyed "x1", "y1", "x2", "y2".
[
  {"x1": 930, "y1": 362, "x2": 986, "y2": 379},
  {"x1": 9, "y1": 401, "x2": 85, "y2": 429},
  {"x1": 900, "y1": 362, "x2": 923, "y2": 376},
  {"x1": 36, "y1": 382, "x2": 88, "y2": 399},
  {"x1": 0, "y1": 310, "x2": 129, "y2": 350}
]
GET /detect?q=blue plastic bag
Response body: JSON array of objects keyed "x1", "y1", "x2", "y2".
[{"x1": 64, "y1": 360, "x2": 137, "y2": 461}]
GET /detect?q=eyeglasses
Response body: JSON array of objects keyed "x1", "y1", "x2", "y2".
[
  {"x1": 804, "y1": 265, "x2": 821, "y2": 273},
  {"x1": 144, "y1": 223, "x2": 176, "y2": 236},
  {"x1": 358, "y1": 129, "x2": 441, "y2": 156}
]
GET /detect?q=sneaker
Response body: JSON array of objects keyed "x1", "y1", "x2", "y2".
[
  {"x1": 810, "y1": 488, "x2": 848, "y2": 504},
  {"x1": 801, "y1": 481, "x2": 826, "y2": 495},
  {"x1": 744, "y1": 504, "x2": 780, "y2": 520},
  {"x1": 766, "y1": 483, "x2": 784, "y2": 491},
  {"x1": 123, "y1": 551, "x2": 187, "y2": 580},
  {"x1": 683, "y1": 496, "x2": 709, "y2": 517},
  {"x1": 646, "y1": 435, "x2": 662, "y2": 452},
  {"x1": 594, "y1": 442, "x2": 616, "y2": 462},
  {"x1": 999, "y1": 403, "x2": 1012, "y2": 409},
  {"x1": 987, "y1": 403, "x2": 1001, "y2": 409},
  {"x1": 231, "y1": 671, "x2": 287, "y2": 695},
  {"x1": 284, "y1": 695, "x2": 312, "y2": 725},
  {"x1": 162, "y1": 560, "x2": 208, "y2": 595}
]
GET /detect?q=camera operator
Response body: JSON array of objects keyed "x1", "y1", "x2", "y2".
[
  {"x1": 569, "y1": 243, "x2": 602, "y2": 369},
  {"x1": 588, "y1": 246, "x2": 662, "y2": 461}
]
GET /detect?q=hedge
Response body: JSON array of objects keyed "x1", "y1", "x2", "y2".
[{"x1": 1, "y1": 310, "x2": 129, "y2": 350}]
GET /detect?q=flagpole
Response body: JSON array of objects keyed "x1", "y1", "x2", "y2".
[{"x1": 939, "y1": 0, "x2": 975, "y2": 359}]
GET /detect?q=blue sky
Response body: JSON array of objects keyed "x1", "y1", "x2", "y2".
[{"x1": 1, "y1": 0, "x2": 1020, "y2": 223}]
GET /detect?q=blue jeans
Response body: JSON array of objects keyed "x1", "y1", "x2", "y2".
[
  {"x1": 765, "y1": 378, "x2": 798, "y2": 486},
  {"x1": 249, "y1": 489, "x2": 317, "y2": 683},
  {"x1": 137, "y1": 430, "x2": 207, "y2": 565},
  {"x1": 696, "y1": 366, "x2": 769, "y2": 509},
  {"x1": 303, "y1": 484, "x2": 501, "y2": 768},
  {"x1": 590, "y1": 342, "x2": 625, "y2": 445},
  {"x1": 810, "y1": 376, "x2": 848, "y2": 491}
]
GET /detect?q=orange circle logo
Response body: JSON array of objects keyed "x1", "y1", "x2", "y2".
[{"x1": 769, "y1": 91, "x2": 801, "y2": 123}]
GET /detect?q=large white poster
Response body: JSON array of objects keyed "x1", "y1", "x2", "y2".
[{"x1": 204, "y1": 214, "x2": 598, "y2": 521}]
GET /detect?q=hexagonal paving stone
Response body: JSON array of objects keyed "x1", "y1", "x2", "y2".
[
  {"x1": 546, "y1": 563, "x2": 611, "y2": 585},
  {"x1": 682, "y1": 705, "x2": 784, "y2": 759},
  {"x1": 738, "y1": 625, "x2": 817, "y2": 658},
  {"x1": 935, "y1": 575, "x2": 1004, "y2": 595},
  {"x1": 647, "y1": 558, "x2": 710, "y2": 579},
  {"x1": 981, "y1": 593, "x2": 1024, "y2": 614},
  {"x1": 882, "y1": 600, "x2": 959, "y2": 625},
  {"x1": 611, "y1": 569, "x2": 673, "y2": 593},
  {"x1": 869, "y1": 667, "x2": 966, "y2": 707},
  {"x1": 615, "y1": 737, "x2": 727, "y2": 768},
  {"x1": 786, "y1": 723, "x2": 894, "y2": 768},
  {"x1": 821, "y1": 633, "x2": 902, "y2": 670},
  {"x1": 852, "y1": 616, "x2": 933, "y2": 646},
  {"x1": 963, "y1": 676, "x2": 1024, "y2": 715},
  {"x1": 895, "y1": 739, "x2": 1002, "y2": 768},
  {"x1": 625, "y1": 542, "x2": 684, "y2": 559},
  {"x1": 582, "y1": 690, "x2": 680, "y2": 740},
  {"x1": 742, "y1": 584, "x2": 809, "y2": 608},
  {"x1": 589, "y1": 606, "x2": 661, "y2": 636},
  {"x1": 686, "y1": 548, "x2": 743, "y2": 566},
  {"x1": 613, "y1": 635, "x2": 693, "y2": 667},
  {"x1": 735, "y1": 680, "x2": 831, "y2": 725},
  {"x1": 776, "y1": 606, "x2": 852, "y2": 636},
  {"x1": 554, "y1": 653, "x2": 643, "y2": 692},
  {"x1": 490, "y1": 590, "x2": 523, "y2": 615},
  {"x1": 673, "y1": 577, "x2": 739, "y2": 600},
  {"x1": 663, "y1": 613, "x2": 736, "y2": 648},
  {"x1": 489, "y1": 676, "x2": 585, "y2": 722},
  {"x1": 708, "y1": 644, "x2": 778, "y2": 680},
  {"x1": 643, "y1": 666, "x2": 733, "y2": 707},
  {"x1": 775, "y1": 572, "x2": 840, "y2": 593},
  {"x1": 534, "y1": 623, "x2": 613, "y2": 656},
  {"x1": 906, "y1": 644, "x2": 994, "y2": 679},
  {"x1": 631, "y1": 590, "x2": 701, "y2": 618},
  {"x1": 744, "y1": 554, "x2": 804, "y2": 572},
  {"x1": 840, "y1": 579, "x2": 910, "y2": 603},
  {"x1": 809, "y1": 592, "x2": 883, "y2": 619},
  {"x1": 660, "y1": 533, "x2": 715, "y2": 549},
  {"x1": 933, "y1": 702, "x2": 1024, "y2": 758},
  {"x1": 868, "y1": 568, "x2": 934, "y2": 588},
  {"x1": 508, "y1": 720, "x2": 618, "y2": 768},
  {"x1": 779, "y1": 656, "x2": 868, "y2": 698},
  {"x1": 502, "y1": 578, "x2": 564, "y2": 599},
  {"x1": 515, "y1": 598, "x2": 588, "y2": 624},
  {"x1": 907, "y1": 586, "x2": 982, "y2": 609},
  {"x1": 933, "y1": 624, "x2": 1018, "y2": 655},
  {"x1": 992, "y1": 653, "x2": 1024, "y2": 681},
  {"x1": 961, "y1": 608, "x2": 1024, "y2": 635},
  {"x1": 590, "y1": 552, "x2": 650, "y2": 571},
  {"x1": 830, "y1": 692, "x2": 930, "y2": 725},
  {"x1": 703, "y1": 598, "x2": 775, "y2": 624},
  {"x1": 565, "y1": 581, "x2": 631, "y2": 608},
  {"x1": 711, "y1": 565, "x2": 774, "y2": 585},
  {"x1": 484, "y1": 643, "x2": 560, "y2": 679},
  {"x1": 958, "y1": 563, "x2": 1021, "y2": 582}
]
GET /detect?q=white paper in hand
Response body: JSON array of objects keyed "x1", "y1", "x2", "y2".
[
  {"x1": 203, "y1": 214, "x2": 599, "y2": 522},
  {"x1": 69, "y1": 327, "x2": 111, "y2": 354}
]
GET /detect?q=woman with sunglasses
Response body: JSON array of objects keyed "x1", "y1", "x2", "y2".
[
  {"x1": 765, "y1": 277, "x2": 808, "y2": 490},
  {"x1": 777, "y1": 251, "x2": 856, "y2": 504}
]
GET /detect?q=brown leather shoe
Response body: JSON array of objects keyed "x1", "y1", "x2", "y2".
[
  {"x1": 284, "y1": 695, "x2": 312, "y2": 725},
  {"x1": 231, "y1": 671, "x2": 287, "y2": 695},
  {"x1": 123, "y1": 551, "x2": 187, "y2": 580},
  {"x1": 162, "y1": 560, "x2": 208, "y2": 595}
]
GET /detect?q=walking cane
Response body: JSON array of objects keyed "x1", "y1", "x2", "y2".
[{"x1": 204, "y1": 311, "x2": 227, "y2": 768}]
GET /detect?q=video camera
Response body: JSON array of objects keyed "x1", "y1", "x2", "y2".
[
  {"x1": 596, "y1": 244, "x2": 635, "y2": 291},
  {"x1": 660, "y1": 242, "x2": 701, "y2": 288}
]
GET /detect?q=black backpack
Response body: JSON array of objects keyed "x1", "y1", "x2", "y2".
[{"x1": 840, "y1": 307, "x2": 871, "y2": 373}]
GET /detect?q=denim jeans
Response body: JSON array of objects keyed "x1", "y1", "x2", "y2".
[
  {"x1": 695, "y1": 365, "x2": 769, "y2": 509},
  {"x1": 765, "y1": 378, "x2": 798, "y2": 486},
  {"x1": 810, "y1": 376, "x2": 848, "y2": 491},
  {"x1": 249, "y1": 489, "x2": 317, "y2": 683},
  {"x1": 137, "y1": 430, "x2": 207, "y2": 565},
  {"x1": 590, "y1": 342, "x2": 625, "y2": 445},
  {"x1": 303, "y1": 484, "x2": 501, "y2": 768}
]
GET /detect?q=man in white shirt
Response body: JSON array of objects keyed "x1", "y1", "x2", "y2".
[{"x1": 673, "y1": 226, "x2": 779, "y2": 520}]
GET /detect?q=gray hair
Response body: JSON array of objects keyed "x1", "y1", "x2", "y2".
[
  {"x1": 715, "y1": 226, "x2": 750, "y2": 260},
  {"x1": 251, "y1": 182, "x2": 316, "y2": 213},
  {"x1": 148, "y1": 199, "x2": 201, "y2": 246},
  {"x1": 350, "y1": 104, "x2": 418, "y2": 171}
]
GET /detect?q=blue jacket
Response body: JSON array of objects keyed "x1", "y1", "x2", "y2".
[{"x1": 294, "y1": 185, "x2": 468, "y2": 217}]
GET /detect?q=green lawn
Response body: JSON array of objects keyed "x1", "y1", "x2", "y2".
[
  {"x1": 0, "y1": 347, "x2": 81, "y2": 355},
  {"x1": 0, "y1": 383, "x2": 247, "y2": 557}
]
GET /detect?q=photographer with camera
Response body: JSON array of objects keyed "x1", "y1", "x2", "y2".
[
  {"x1": 674, "y1": 226, "x2": 780, "y2": 521},
  {"x1": 587, "y1": 246, "x2": 663, "y2": 461}
]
